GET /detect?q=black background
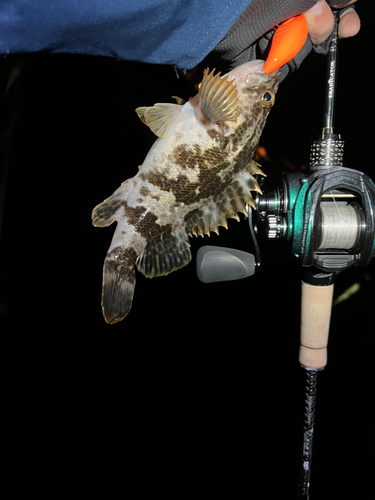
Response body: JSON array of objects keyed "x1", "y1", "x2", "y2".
[{"x1": 2, "y1": 4, "x2": 374, "y2": 497}]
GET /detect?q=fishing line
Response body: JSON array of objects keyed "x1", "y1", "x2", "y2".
[
  {"x1": 331, "y1": 189, "x2": 344, "y2": 224},
  {"x1": 319, "y1": 190, "x2": 360, "y2": 250},
  {"x1": 247, "y1": 204, "x2": 261, "y2": 269}
]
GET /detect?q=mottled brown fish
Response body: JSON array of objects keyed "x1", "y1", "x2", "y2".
[{"x1": 92, "y1": 60, "x2": 279, "y2": 323}]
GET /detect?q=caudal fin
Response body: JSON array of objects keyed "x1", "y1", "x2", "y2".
[{"x1": 101, "y1": 247, "x2": 137, "y2": 324}]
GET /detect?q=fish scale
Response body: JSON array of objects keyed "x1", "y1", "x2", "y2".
[{"x1": 92, "y1": 60, "x2": 279, "y2": 324}]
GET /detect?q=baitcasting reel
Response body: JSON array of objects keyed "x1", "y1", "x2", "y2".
[
  {"x1": 197, "y1": 135, "x2": 375, "y2": 283},
  {"x1": 255, "y1": 148, "x2": 375, "y2": 273}
]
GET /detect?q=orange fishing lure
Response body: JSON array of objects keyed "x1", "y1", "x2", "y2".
[{"x1": 263, "y1": 15, "x2": 308, "y2": 74}]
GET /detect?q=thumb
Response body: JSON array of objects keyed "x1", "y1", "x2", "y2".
[{"x1": 303, "y1": 0, "x2": 335, "y2": 46}]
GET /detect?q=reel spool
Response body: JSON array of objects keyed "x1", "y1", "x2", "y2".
[{"x1": 318, "y1": 201, "x2": 361, "y2": 250}]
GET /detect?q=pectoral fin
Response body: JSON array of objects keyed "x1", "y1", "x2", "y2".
[
  {"x1": 135, "y1": 106, "x2": 148, "y2": 125},
  {"x1": 135, "y1": 103, "x2": 182, "y2": 138},
  {"x1": 198, "y1": 68, "x2": 239, "y2": 125}
]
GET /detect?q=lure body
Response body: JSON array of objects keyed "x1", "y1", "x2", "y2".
[{"x1": 263, "y1": 15, "x2": 308, "y2": 74}]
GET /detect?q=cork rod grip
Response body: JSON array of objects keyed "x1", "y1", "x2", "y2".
[{"x1": 299, "y1": 282, "x2": 334, "y2": 370}]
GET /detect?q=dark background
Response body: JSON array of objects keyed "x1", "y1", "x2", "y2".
[{"x1": 2, "y1": 4, "x2": 374, "y2": 497}]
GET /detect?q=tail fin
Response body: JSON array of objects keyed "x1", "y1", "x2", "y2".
[
  {"x1": 101, "y1": 246, "x2": 138, "y2": 324},
  {"x1": 92, "y1": 178, "x2": 140, "y2": 323}
]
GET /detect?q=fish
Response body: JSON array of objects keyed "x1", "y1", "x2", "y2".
[{"x1": 92, "y1": 60, "x2": 279, "y2": 324}]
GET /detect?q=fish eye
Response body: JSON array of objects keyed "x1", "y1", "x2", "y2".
[{"x1": 260, "y1": 91, "x2": 275, "y2": 107}]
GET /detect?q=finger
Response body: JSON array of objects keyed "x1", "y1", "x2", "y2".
[
  {"x1": 337, "y1": 8, "x2": 360, "y2": 38},
  {"x1": 303, "y1": 0, "x2": 335, "y2": 46}
]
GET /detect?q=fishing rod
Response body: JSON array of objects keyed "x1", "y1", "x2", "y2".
[
  {"x1": 296, "y1": 14, "x2": 340, "y2": 497},
  {"x1": 196, "y1": 9, "x2": 375, "y2": 497}
]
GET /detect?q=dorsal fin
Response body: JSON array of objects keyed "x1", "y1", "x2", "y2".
[
  {"x1": 198, "y1": 68, "x2": 239, "y2": 125},
  {"x1": 248, "y1": 159, "x2": 265, "y2": 176},
  {"x1": 135, "y1": 103, "x2": 182, "y2": 138},
  {"x1": 136, "y1": 226, "x2": 191, "y2": 278},
  {"x1": 185, "y1": 169, "x2": 263, "y2": 237}
]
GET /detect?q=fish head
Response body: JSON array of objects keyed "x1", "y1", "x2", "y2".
[
  {"x1": 224, "y1": 60, "x2": 279, "y2": 137},
  {"x1": 227, "y1": 59, "x2": 279, "y2": 101}
]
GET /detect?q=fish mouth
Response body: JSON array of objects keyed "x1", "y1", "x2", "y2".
[
  {"x1": 257, "y1": 60, "x2": 279, "y2": 78},
  {"x1": 260, "y1": 61, "x2": 279, "y2": 78},
  {"x1": 227, "y1": 60, "x2": 279, "y2": 83},
  {"x1": 251, "y1": 60, "x2": 266, "y2": 73}
]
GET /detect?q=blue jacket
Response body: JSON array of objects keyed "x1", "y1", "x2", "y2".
[{"x1": 0, "y1": 0, "x2": 251, "y2": 68}]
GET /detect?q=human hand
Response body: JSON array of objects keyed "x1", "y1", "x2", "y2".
[
  {"x1": 211, "y1": 0, "x2": 361, "y2": 80},
  {"x1": 303, "y1": 0, "x2": 360, "y2": 46},
  {"x1": 274, "y1": 1, "x2": 360, "y2": 80}
]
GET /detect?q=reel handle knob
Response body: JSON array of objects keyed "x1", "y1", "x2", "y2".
[{"x1": 196, "y1": 246, "x2": 256, "y2": 283}]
